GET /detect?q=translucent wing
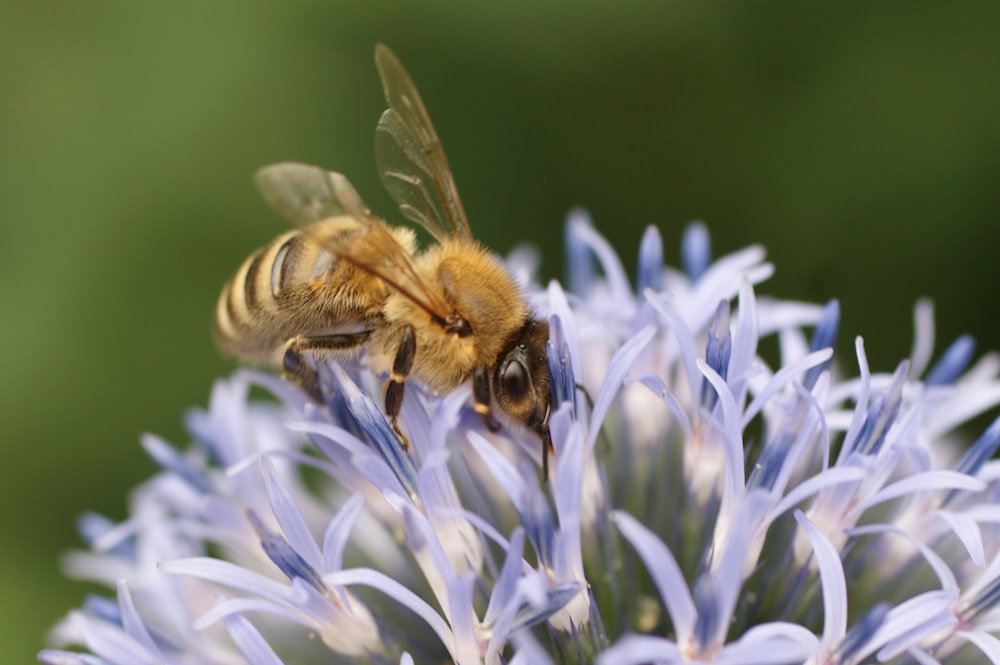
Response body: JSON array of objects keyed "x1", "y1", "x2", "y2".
[
  {"x1": 256, "y1": 161, "x2": 371, "y2": 224},
  {"x1": 374, "y1": 43, "x2": 473, "y2": 242},
  {"x1": 255, "y1": 161, "x2": 454, "y2": 324}
]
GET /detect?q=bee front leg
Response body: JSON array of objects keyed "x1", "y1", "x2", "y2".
[
  {"x1": 282, "y1": 332, "x2": 372, "y2": 402},
  {"x1": 472, "y1": 366, "x2": 501, "y2": 433},
  {"x1": 535, "y1": 406, "x2": 553, "y2": 482},
  {"x1": 385, "y1": 325, "x2": 415, "y2": 450}
]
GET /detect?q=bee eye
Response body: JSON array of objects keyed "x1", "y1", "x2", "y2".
[{"x1": 501, "y1": 360, "x2": 530, "y2": 402}]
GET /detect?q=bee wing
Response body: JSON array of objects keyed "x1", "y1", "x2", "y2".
[
  {"x1": 255, "y1": 161, "x2": 454, "y2": 324},
  {"x1": 374, "y1": 43, "x2": 473, "y2": 242},
  {"x1": 256, "y1": 161, "x2": 371, "y2": 224}
]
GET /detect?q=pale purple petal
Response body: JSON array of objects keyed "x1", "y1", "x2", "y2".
[
  {"x1": 727, "y1": 622, "x2": 820, "y2": 654},
  {"x1": 427, "y1": 387, "x2": 467, "y2": 454},
  {"x1": 37, "y1": 651, "x2": 106, "y2": 665},
  {"x1": 924, "y1": 381, "x2": 1000, "y2": 439},
  {"x1": 446, "y1": 573, "x2": 480, "y2": 664},
  {"x1": 802, "y1": 299, "x2": 840, "y2": 390},
  {"x1": 261, "y1": 458, "x2": 323, "y2": 572},
  {"x1": 681, "y1": 221, "x2": 711, "y2": 282},
  {"x1": 910, "y1": 299, "x2": 936, "y2": 379},
  {"x1": 510, "y1": 633, "x2": 555, "y2": 665},
  {"x1": 631, "y1": 372, "x2": 695, "y2": 444},
  {"x1": 509, "y1": 581, "x2": 582, "y2": 631},
  {"x1": 224, "y1": 613, "x2": 287, "y2": 665},
  {"x1": 636, "y1": 225, "x2": 664, "y2": 294},
  {"x1": 140, "y1": 433, "x2": 212, "y2": 494},
  {"x1": 717, "y1": 624, "x2": 820, "y2": 665},
  {"x1": 549, "y1": 420, "x2": 589, "y2": 628},
  {"x1": 645, "y1": 290, "x2": 702, "y2": 406},
  {"x1": 417, "y1": 450, "x2": 484, "y2": 574},
  {"x1": 547, "y1": 314, "x2": 578, "y2": 410},
  {"x1": 925, "y1": 334, "x2": 976, "y2": 386},
  {"x1": 193, "y1": 595, "x2": 312, "y2": 630},
  {"x1": 905, "y1": 646, "x2": 943, "y2": 665},
  {"x1": 860, "y1": 470, "x2": 985, "y2": 511},
  {"x1": 482, "y1": 528, "x2": 526, "y2": 627},
  {"x1": 322, "y1": 493, "x2": 365, "y2": 574},
  {"x1": 870, "y1": 590, "x2": 958, "y2": 661},
  {"x1": 400, "y1": 503, "x2": 458, "y2": 613},
  {"x1": 741, "y1": 349, "x2": 833, "y2": 428},
  {"x1": 161, "y1": 557, "x2": 293, "y2": 602},
  {"x1": 612, "y1": 510, "x2": 695, "y2": 640},
  {"x1": 75, "y1": 617, "x2": 153, "y2": 665},
  {"x1": 565, "y1": 208, "x2": 597, "y2": 296},
  {"x1": 710, "y1": 494, "x2": 756, "y2": 635},
  {"x1": 325, "y1": 567, "x2": 454, "y2": 659},
  {"x1": 830, "y1": 603, "x2": 890, "y2": 664},
  {"x1": 770, "y1": 466, "x2": 867, "y2": 521},
  {"x1": 568, "y1": 211, "x2": 634, "y2": 307},
  {"x1": 330, "y1": 364, "x2": 419, "y2": 496},
  {"x1": 288, "y1": 420, "x2": 402, "y2": 495},
  {"x1": 597, "y1": 633, "x2": 683, "y2": 665},
  {"x1": 847, "y1": 524, "x2": 958, "y2": 592},
  {"x1": 726, "y1": 278, "x2": 759, "y2": 406},
  {"x1": 589, "y1": 323, "x2": 656, "y2": 450},
  {"x1": 951, "y1": 415, "x2": 1000, "y2": 482},
  {"x1": 688, "y1": 244, "x2": 769, "y2": 326},
  {"x1": 957, "y1": 630, "x2": 1000, "y2": 664},
  {"x1": 697, "y1": 357, "x2": 745, "y2": 500},
  {"x1": 835, "y1": 337, "x2": 874, "y2": 466},
  {"x1": 247, "y1": 509, "x2": 327, "y2": 594},
  {"x1": 747, "y1": 391, "x2": 828, "y2": 495},
  {"x1": 114, "y1": 581, "x2": 160, "y2": 658},
  {"x1": 794, "y1": 511, "x2": 847, "y2": 646},
  {"x1": 466, "y1": 430, "x2": 525, "y2": 512},
  {"x1": 546, "y1": 280, "x2": 583, "y2": 385},
  {"x1": 930, "y1": 509, "x2": 986, "y2": 567},
  {"x1": 850, "y1": 359, "x2": 908, "y2": 456}
]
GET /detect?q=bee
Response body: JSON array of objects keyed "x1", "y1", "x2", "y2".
[{"x1": 214, "y1": 44, "x2": 554, "y2": 476}]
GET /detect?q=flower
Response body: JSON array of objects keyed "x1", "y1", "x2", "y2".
[{"x1": 40, "y1": 213, "x2": 1000, "y2": 665}]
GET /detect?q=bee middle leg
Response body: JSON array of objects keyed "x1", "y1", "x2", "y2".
[
  {"x1": 282, "y1": 331, "x2": 371, "y2": 402},
  {"x1": 384, "y1": 325, "x2": 415, "y2": 450}
]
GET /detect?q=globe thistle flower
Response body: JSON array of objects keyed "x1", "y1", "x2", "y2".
[{"x1": 39, "y1": 213, "x2": 1000, "y2": 665}]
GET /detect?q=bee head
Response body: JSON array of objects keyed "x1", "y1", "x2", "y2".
[{"x1": 493, "y1": 319, "x2": 551, "y2": 430}]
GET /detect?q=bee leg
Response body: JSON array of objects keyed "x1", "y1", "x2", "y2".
[
  {"x1": 539, "y1": 423, "x2": 553, "y2": 482},
  {"x1": 472, "y1": 366, "x2": 501, "y2": 432},
  {"x1": 385, "y1": 325, "x2": 416, "y2": 450},
  {"x1": 282, "y1": 332, "x2": 372, "y2": 402},
  {"x1": 533, "y1": 404, "x2": 553, "y2": 482},
  {"x1": 282, "y1": 344, "x2": 322, "y2": 402}
]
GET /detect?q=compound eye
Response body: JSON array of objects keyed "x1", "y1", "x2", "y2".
[{"x1": 501, "y1": 360, "x2": 530, "y2": 402}]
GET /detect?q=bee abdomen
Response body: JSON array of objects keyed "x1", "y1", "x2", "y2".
[
  {"x1": 215, "y1": 230, "x2": 343, "y2": 362},
  {"x1": 214, "y1": 217, "x2": 397, "y2": 366}
]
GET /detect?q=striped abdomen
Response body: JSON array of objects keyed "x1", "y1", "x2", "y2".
[{"x1": 214, "y1": 218, "x2": 392, "y2": 366}]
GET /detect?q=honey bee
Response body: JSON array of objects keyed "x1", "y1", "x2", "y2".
[{"x1": 214, "y1": 44, "x2": 553, "y2": 475}]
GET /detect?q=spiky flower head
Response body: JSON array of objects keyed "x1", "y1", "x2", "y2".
[{"x1": 40, "y1": 214, "x2": 1000, "y2": 665}]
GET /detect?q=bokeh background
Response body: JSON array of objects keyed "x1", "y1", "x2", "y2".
[{"x1": 4, "y1": 2, "x2": 1000, "y2": 661}]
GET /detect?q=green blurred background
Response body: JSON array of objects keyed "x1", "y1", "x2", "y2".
[{"x1": 4, "y1": 2, "x2": 999, "y2": 660}]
